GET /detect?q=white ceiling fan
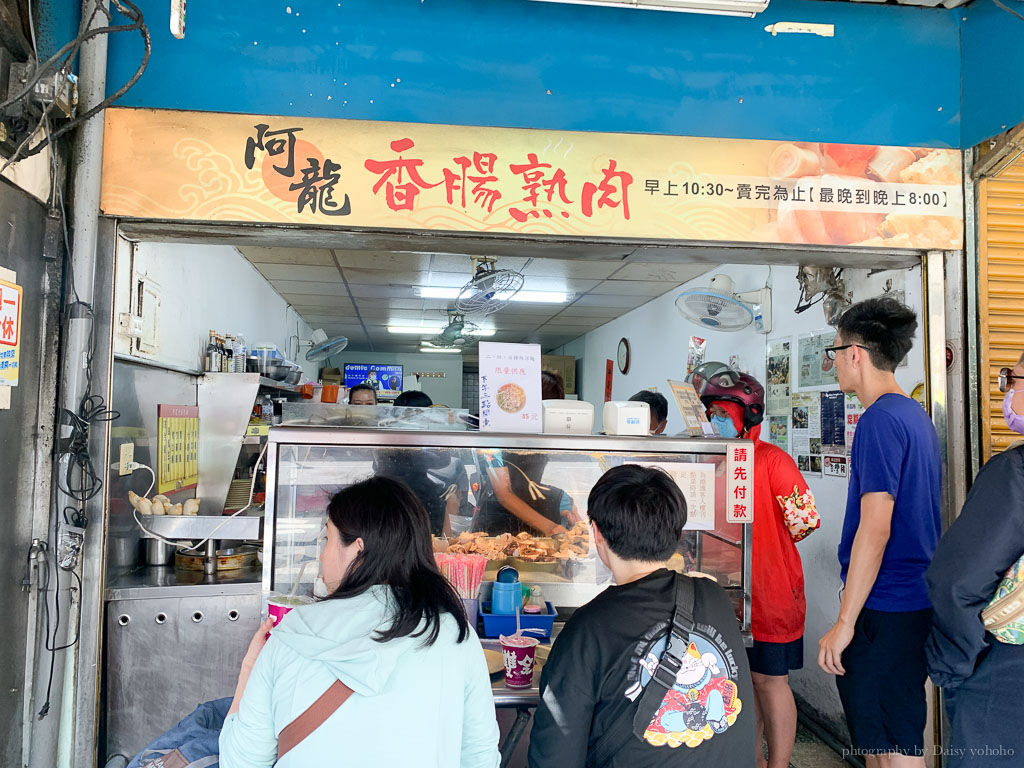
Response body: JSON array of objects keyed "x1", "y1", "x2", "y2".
[{"x1": 674, "y1": 274, "x2": 772, "y2": 333}]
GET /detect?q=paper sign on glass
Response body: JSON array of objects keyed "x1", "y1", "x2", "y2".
[
  {"x1": 637, "y1": 462, "x2": 716, "y2": 530},
  {"x1": 478, "y1": 342, "x2": 542, "y2": 433}
]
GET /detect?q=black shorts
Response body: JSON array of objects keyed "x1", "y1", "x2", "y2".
[
  {"x1": 747, "y1": 637, "x2": 803, "y2": 676},
  {"x1": 835, "y1": 607, "x2": 932, "y2": 755}
]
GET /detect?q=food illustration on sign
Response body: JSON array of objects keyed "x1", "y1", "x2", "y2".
[
  {"x1": 767, "y1": 143, "x2": 961, "y2": 250},
  {"x1": 496, "y1": 383, "x2": 527, "y2": 413}
]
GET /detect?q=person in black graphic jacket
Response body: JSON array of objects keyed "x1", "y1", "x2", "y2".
[
  {"x1": 926, "y1": 443, "x2": 1024, "y2": 767},
  {"x1": 528, "y1": 465, "x2": 755, "y2": 768}
]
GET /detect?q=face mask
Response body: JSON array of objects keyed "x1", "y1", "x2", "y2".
[
  {"x1": 711, "y1": 414, "x2": 739, "y2": 438},
  {"x1": 1003, "y1": 390, "x2": 1024, "y2": 435}
]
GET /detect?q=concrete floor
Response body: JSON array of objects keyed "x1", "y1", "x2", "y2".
[{"x1": 783, "y1": 721, "x2": 849, "y2": 768}]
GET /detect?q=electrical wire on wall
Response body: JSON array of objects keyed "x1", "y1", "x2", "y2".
[
  {"x1": 0, "y1": 0, "x2": 151, "y2": 172},
  {"x1": 22, "y1": 0, "x2": 148, "y2": 717}
]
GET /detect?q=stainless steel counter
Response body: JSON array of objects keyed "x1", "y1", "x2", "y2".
[
  {"x1": 482, "y1": 638, "x2": 544, "y2": 709},
  {"x1": 105, "y1": 564, "x2": 263, "y2": 601}
]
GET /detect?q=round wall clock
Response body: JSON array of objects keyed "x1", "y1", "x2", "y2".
[{"x1": 617, "y1": 338, "x2": 631, "y2": 374}]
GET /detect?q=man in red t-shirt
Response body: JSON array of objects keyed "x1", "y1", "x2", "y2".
[{"x1": 690, "y1": 364, "x2": 819, "y2": 768}]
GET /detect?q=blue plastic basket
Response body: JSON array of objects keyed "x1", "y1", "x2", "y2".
[{"x1": 479, "y1": 601, "x2": 556, "y2": 640}]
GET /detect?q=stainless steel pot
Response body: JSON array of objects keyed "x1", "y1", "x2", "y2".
[
  {"x1": 263, "y1": 363, "x2": 291, "y2": 381},
  {"x1": 144, "y1": 538, "x2": 175, "y2": 566}
]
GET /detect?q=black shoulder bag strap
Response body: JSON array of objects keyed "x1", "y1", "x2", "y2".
[{"x1": 588, "y1": 573, "x2": 696, "y2": 768}]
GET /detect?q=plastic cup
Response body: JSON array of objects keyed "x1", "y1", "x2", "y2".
[
  {"x1": 462, "y1": 598, "x2": 479, "y2": 631},
  {"x1": 267, "y1": 594, "x2": 313, "y2": 628},
  {"x1": 500, "y1": 634, "x2": 540, "y2": 689}
]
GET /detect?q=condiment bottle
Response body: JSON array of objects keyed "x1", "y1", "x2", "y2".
[{"x1": 206, "y1": 331, "x2": 220, "y2": 372}]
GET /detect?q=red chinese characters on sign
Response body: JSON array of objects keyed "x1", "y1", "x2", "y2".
[
  {"x1": 581, "y1": 159, "x2": 633, "y2": 220},
  {"x1": 0, "y1": 282, "x2": 20, "y2": 346},
  {"x1": 508, "y1": 153, "x2": 573, "y2": 222},
  {"x1": 359, "y1": 137, "x2": 638, "y2": 226},
  {"x1": 726, "y1": 444, "x2": 753, "y2": 523},
  {"x1": 444, "y1": 152, "x2": 503, "y2": 214},
  {"x1": 364, "y1": 138, "x2": 441, "y2": 211}
]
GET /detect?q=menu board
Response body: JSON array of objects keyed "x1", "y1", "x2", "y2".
[
  {"x1": 157, "y1": 404, "x2": 199, "y2": 494},
  {"x1": 667, "y1": 379, "x2": 715, "y2": 437},
  {"x1": 478, "y1": 342, "x2": 542, "y2": 433}
]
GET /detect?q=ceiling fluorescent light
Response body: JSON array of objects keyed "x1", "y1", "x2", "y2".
[
  {"x1": 420, "y1": 345, "x2": 463, "y2": 354},
  {"x1": 512, "y1": 290, "x2": 571, "y2": 304},
  {"x1": 389, "y1": 325, "x2": 444, "y2": 335},
  {"x1": 528, "y1": 0, "x2": 769, "y2": 17},
  {"x1": 388, "y1": 325, "x2": 496, "y2": 336},
  {"x1": 417, "y1": 286, "x2": 570, "y2": 304}
]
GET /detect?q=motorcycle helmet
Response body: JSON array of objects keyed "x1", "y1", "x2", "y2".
[{"x1": 686, "y1": 361, "x2": 765, "y2": 431}]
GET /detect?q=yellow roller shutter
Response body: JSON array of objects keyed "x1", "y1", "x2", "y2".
[{"x1": 979, "y1": 159, "x2": 1024, "y2": 459}]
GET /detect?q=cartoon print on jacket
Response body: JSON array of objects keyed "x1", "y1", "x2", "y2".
[{"x1": 624, "y1": 625, "x2": 743, "y2": 749}]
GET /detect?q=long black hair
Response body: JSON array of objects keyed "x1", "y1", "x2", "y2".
[{"x1": 324, "y1": 476, "x2": 470, "y2": 645}]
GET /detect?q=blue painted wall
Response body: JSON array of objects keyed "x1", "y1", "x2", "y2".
[
  {"x1": 99, "y1": 0, "x2": 965, "y2": 147},
  {"x1": 961, "y1": 0, "x2": 1024, "y2": 148}
]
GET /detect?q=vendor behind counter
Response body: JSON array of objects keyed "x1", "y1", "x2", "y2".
[
  {"x1": 473, "y1": 371, "x2": 582, "y2": 538},
  {"x1": 373, "y1": 448, "x2": 469, "y2": 537}
]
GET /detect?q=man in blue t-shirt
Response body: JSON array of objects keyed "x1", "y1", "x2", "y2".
[{"x1": 817, "y1": 298, "x2": 941, "y2": 768}]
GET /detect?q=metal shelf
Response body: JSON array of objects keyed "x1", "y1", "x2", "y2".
[
  {"x1": 136, "y1": 514, "x2": 263, "y2": 541},
  {"x1": 257, "y1": 377, "x2": 305, "y2": 395}
]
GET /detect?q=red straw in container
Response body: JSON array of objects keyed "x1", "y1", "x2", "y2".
[{"x1": 435, "y1": 553, "x2": 487, "y2": 600}]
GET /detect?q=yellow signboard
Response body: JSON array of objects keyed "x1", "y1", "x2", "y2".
[
  {"x1": 101, "y1": 108, "x2": 963, "y2": 250},
  {"x1": 157, "y1": 404, "x2": 199, "y2": 494},
  {"x1": 0, "y1": 278, "x2": 23, "y2": 387}
]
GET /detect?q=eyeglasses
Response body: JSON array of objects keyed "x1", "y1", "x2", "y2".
[
  {"x1": 998, "y1": 367, "x2": 1024, "y2": 393},
  {"x1": 824, "y1": 344, "x2": 872, "y2": 361}
]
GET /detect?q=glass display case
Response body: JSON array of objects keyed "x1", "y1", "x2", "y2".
[{"x1": 263, "y1": 427, "x2": 753, "y2": 639}]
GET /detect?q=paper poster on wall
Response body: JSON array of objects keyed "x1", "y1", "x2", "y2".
[
  {"x1": 823, "y1": 455, "x2": 848, "y2": 479},
  {"x1": 686, "y1": 336, "x2": 706, "y2": 376},
  {"x1": 0, "y1": 277, "x2": 23, "y2": 387},
  {"x1": 766, "y1": 338, "x2": 792, "y2": 414},
  {"x1": 798, "y1": 330, "x2": 839, "y2": 388},
  {"x1": 845, "y1": 394, "x2": 865, "y2": 459},
  {"x1": 478, "y1": 342, "x2": 542, "y2": 433},
  {"x1": 790, "y1": 391, "x2": 821, "y2": 457},
  {"x1": 819, "y1": 390, "x2": 847, "y2": 455},
  {"x1": 604, "y1": 359, "x2": 614, "y2": 402},
  {"x1": 637, "y1": 462, "x2": 716, "y2": 530},
  {"x1": 767, "y1": 415, "x2": 789, "y2": 451},
  {"x1": 797, "y1": 455, "x2": 823, "y2": 477}
]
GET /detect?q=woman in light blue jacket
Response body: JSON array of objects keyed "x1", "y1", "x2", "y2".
[{"x1": 220, "y1": 476, "x2": 501, "y2": 767}]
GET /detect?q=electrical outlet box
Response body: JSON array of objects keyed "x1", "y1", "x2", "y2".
[{"x1": 118, "y1": 443, "x2": 135, "y2": 476}]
